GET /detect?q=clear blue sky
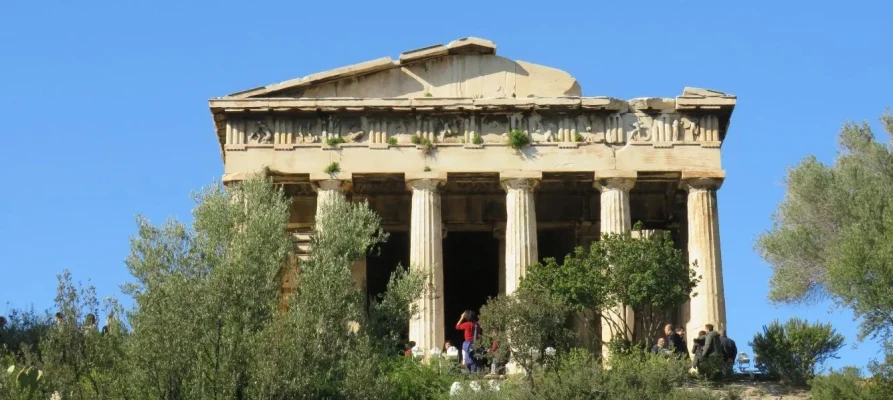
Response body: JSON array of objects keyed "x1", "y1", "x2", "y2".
[{"x1": 1, "y1": 1, "x2": 891, "y2": 371}]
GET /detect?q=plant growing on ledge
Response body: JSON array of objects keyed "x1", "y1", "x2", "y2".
[
  {"x1": 387, "y1": 137, "x2": 398, "y2": 146},
  {"x1": 473, "y1": 134, "x2": 484, "y2": 145},
  {"x1": 323, "y1": 162, "x2": 340, "y2": 174},
  {"x1": 575, "y1": 133, "x2": 585, "y2": 143},
  {"x1": 507, "y1": 129, "x2": 530, "y2": 150},
  {"x1": 326, "y1": 136, "x2": 345, "y2": 147},
  {"x1": 410, "y1": 135, "x2": 434, "y2": 153}
]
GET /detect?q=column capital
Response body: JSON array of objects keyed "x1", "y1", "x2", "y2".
[
  {"x1": 310, "y1": 172, "x2": 353, "y2": 192},
  {"x1": 500, "y1": 171, "x2": 542, "y2": 192},
  {"x1": 682, "y1": 170, "x2": 725, "y2": 191},
  {"x1": 405, "y1": 171, "x2": 447, "y2": 191},
  {"x1": 594, "y1": 170, "x2": 637, "y2": 192}
]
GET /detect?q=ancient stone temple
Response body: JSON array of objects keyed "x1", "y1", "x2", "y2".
[{"x1": 207, "y1": 37, "x2": 734, "y2": 355}]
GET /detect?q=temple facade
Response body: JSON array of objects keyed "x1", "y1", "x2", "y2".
[{"x1": 208, "y1": 37, "x2": 733, "y2": 355}]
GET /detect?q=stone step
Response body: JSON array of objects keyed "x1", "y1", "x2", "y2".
[{"x1": 293, "y1": 232, "x2": 314, "y2": 242}]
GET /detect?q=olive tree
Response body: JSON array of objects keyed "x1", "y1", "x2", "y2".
[
  {"x1": 40, "y1": 270, "x2": 128, "y2": 399},
  {"x1": 756, "y1": 111, "x2": 893, "y2": 345},
  {"x1": 248, "y1": 195, "x2": 426, "y2": 399},
  {"x1": 479, "y1": 284, "x2": 572, "y2": 384},
  {"x1": 123, "y1": 176, "x2": 295, "y2": 398},
  {"x1": 524, "y1": 228, "x2": 697, "y2": 351}
]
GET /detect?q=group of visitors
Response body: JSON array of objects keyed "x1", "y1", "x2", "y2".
[
  {"x1": 653, "y1": 323, "x2": 738, "y2": 374},
  {"x1": 403, "y1": 310, "x2": 504, "y2": 375},
  {"x1": 455, "y1": 310, "x2": 501, "y2": 373},
  {"x1": 455, "y1": 310, "x2": 504, "y2": 374}
]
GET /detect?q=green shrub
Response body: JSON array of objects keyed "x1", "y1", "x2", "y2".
[
  {"x1": 529, "y1": 348, "x2": 602, "y2": 399},
  {"x1": 326, "y1": 136, "x2": 345, "y2": 147},
  {"x1": 323, "y1": 161, "x2": 340, "y2": 174},
  {"x1": 479, "y1": 285, "x2": 572, "y2": 380},
  {"x1": 750, "y1": 318, "x2": 845, "y2": 386},
  {"x1": 810, "y1": 367, "x2": 889, "y2": 400},
  {"x1": 696, "y1": 354, "x2": 727, "y2": 382},
  {"x1": 867, "y1": 343, "x2": 892, "y2": 393},
  {"x1": 380, "y1": 357, "x2": 454, "y2": 400},
  {"x1": 387, "y1": 137, "x2": 398, "y2": 146},
  {"x1": 0, "y1": 308, "x2": 53, "y2": 357},
  {"x1": 603, "y1": 352, "x2": 693, "y2": 399},
  {"x1": 484, "y1": 349, "x2": 716, "y2": 400},
  {"x1": 473, "y1": 134, "x2": 484, "y2": 145},
  {"x1": 574, "y1": 132, "x2": 584, "y2": 142},
  {"x1": 410, "y1": 136, "x2": 434, "y2": 154},
  {"x1": 507, "y1": 129, "x2": 529, "y2": 149}
]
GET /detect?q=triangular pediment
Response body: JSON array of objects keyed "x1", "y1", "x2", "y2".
[{"x1": 224, "y1": 37, "x2": 582, "y2": 99}]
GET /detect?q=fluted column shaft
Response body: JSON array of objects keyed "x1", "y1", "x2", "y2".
[
  {"x1": 314, "y1": 179, "x2": 349, "y2": 225},
  {"x1": 312, "y1": 174, "x2": 363, "y2": 291},
  {"x1": 684, "y1": 175, "x2": 726, "y2": 344},
  {"x1": 595, "y1": 172, "x2": 636, "y2": 358},
  {"x1": 406, "y1": 175, "x2": 446, "y2": 353},
  {"x1": 501, "y1": 174, "x2": 541, "y2": 294}
]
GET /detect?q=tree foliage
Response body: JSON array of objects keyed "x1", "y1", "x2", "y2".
[
  {"x1": 524, "y1": 229, "x2": 697, "y2": 349},
  {"x1": 749, "y1": 317, "x2": 845, "y2": 386},
  {"x1": 122, "y1": 177, "x2": 295, "y2": 398},
  {"x1": 479, "y1": 284, "x2": 572, "y2": 381},
  {"x1": 0, "y1": 307, "x2": 53, "y2": 358},
  {"x1": 248, "y1": 196, "x2": 426, "y2": 399},
  {"x1": 810, "y1": 366, "x2": 888, "y2": 400},
  {"x1": 756, "y1": 111, "x2": 893, "y2": 344}
]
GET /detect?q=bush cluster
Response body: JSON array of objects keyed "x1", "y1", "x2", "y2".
[{"x1": 750, "y1": 318, "x2": 845, "y2": 386}]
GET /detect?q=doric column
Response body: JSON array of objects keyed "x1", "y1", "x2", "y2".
[
  {"x1": 406, "y1": 172, "x2": 447, "y2": 354},
  {"x1": 311, "y1": 173, "x2": 366, "y2": 292},
  {"x1": 683, "y1": 171, "x2": 726, "y2": 345},
  {"x1": 311, "y1": 172, "x2": 353, "y2": 226},
  {"x1": 594, "y1": 170, "x2": 636, "y2": 357},
  {"x1": 500, "y1": 171, "x2": 541, "y2": 294}
]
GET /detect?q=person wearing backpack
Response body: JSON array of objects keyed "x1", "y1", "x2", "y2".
[
  {"x1": 456, "y1": 310, "x2": 480, "y2": 372},
  {"x1": 719, "y1": 330, "x2": 738, "y2": 374}
]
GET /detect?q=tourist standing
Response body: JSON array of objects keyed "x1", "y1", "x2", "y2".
[
  {"x1": 701, "y1": 324, "x2": 721, "y2": 358},
  {"x1": 455, "y1": 310, "x2": 480, "y2": 372},
  {"x1": 692, "y1": 330, "x2": 707, "y2": 368},
  {"x1": 719, "y1": 330, "x2": 738, "y2": 372}
]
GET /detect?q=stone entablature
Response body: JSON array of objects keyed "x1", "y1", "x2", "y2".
[{"x1": 210, "y1": 91, "x2": 733, "y2": 152}]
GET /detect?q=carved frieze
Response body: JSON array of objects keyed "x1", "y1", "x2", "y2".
[{"x1": 223, "y1": 109, "x2": 725, "y2": 149}]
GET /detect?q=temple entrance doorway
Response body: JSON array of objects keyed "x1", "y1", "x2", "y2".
[
  {"x1": 442, "y1": 231, "x2": 500, "y2": 347},
  {"x1": 538, "y1": 228, "x2": 577, "y2": 263},
  {"x1": 366, "y1": 231, "x2": 411, "y2": 306}
]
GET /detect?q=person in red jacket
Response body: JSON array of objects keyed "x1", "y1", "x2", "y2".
[{"x1": 456, "y1": 310, "x2": 480, "y2": 372}]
